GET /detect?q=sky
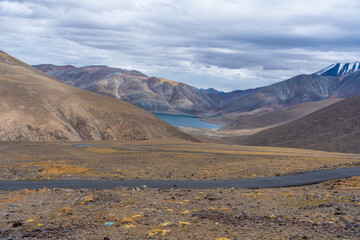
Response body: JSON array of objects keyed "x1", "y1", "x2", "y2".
[{"x1": 1, "y1": 0, "x2": 360, "y2": 91}]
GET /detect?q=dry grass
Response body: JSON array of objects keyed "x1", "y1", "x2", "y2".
[
  {"x1": 1, "y1": 139, "x2": 359, "y2": 180},
  {"x1": 158, "y1": 78, "x2": 180, "y2": 86}
]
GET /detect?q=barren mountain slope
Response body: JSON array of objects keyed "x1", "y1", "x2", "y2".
[
  {"x1": 0, "y1": 50, "x2": 195, "y2": 141},
  {"x1": 34, "y1": 64, "x2": 217, "y2": 115},
  {"x1": 220, "y1": 98, "x2": 341, "y2": 130},
  {"x1": 240, "y1": 96, "x2": 360, "y2": 153}
]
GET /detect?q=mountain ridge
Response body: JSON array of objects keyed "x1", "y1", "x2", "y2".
[
  {"x1": 34, "y1": 62, "x2": 360, "y2": 130},
  {"x1": 0, "y1": 50, "x2": 195, "y2": 142},
  {"x1": 34, "y1": 64, "x2": 217, "y2": 115},
  {"x1": 239, "y1": 95, "x2": 360, "y2": 153},
  {"x1": 315, "y1": 62, "x2": 360, "y2": 77}
]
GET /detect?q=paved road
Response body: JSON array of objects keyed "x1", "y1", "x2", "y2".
[{"x1": 1, "y1": 167, "x2": 360, "y2": 190}]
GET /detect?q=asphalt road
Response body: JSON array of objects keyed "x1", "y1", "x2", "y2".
[{"x1": 1, "y1": 167, "x2": 360, "y2": 190}]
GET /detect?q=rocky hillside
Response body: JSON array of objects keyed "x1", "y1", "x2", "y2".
[
  {"x1": 34, "y1": 64, "x2": 217, "y2": 115},
  {"x1": 202, "y1": 63, "x2": 360, "y2": 129},
  {"x1": 212, "y1": 74, "x2": 340, "y2": 114},
  {"x1": 220, "y1": 98, "x2": 341, "y2": 130},
  {"x1": 34, "y1": 61, "x2": 360, "y2": 130},
  {"x1": 240, "y1": 96, "x2": 360, "y2": 153},
  {"x1": 0, "y1": 50, "x2": 195, "y2": 142}
]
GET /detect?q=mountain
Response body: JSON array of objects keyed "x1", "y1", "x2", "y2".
[
  {"x1": 220, "y1": 98, "x2": 341, "y2": 130},
  {"x1": 34, "y1": 61, "x2": 360, "y2": 131},
  {"x1": 202, "y1": 62, "x2": 360, "y2": 128},
  {"x1": 239, "y1": 96, "x2": 360, "y2": 153},
  {"x1": 315, "y1": 62, "x2": 360, "y2": 77},
  {"x1": 216, "y1": 74, "x2": 340, "y2": 113},
  {"x1": 0, "y1": 50, "x2": 195, "y2": 141},
  {"x1": 34, "y1": 64, "x2": 217, "y2": 115}
]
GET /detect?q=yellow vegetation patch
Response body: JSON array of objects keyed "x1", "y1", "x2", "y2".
[
  {"x1": 179, "y1": 221, "x2": 191, "y2": 225},
  {"x1": 158, "y1": 78, "x2": 179, "y2": 86},
  {"x1": 85, "y1": 147, "x2": 118, "y2": 154},
  {"x1": 147, "y1": 229, "x2": 168, "y2": 237},
  {"x1": 161, "y1": 222, "x2": 173, "y2": 226},
  {"x1": 0, "y1": 195, "x2": 24, "y2": 204},
  {"x1": 84, "y1": 195, "x2": 94, "y2": 202},
  {"x1": 121, "y1": 224, "x2": 135, "y2": 229},
  {"x1": 21, "y1": 163, "x2": 92, "y2": 177},
  {"x1": 61, "y1": 207, "x2": 70, "y2": 212},
  {"x1": 121, "y1": 218, "x2": 134, "y2": 224}
]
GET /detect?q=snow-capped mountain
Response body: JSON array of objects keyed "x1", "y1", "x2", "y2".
[{"x1": 315, "y1": 62, "x2": 360, "y2": 77}]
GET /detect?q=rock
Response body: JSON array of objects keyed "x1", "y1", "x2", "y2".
[
  {"x1": 346, "y1": 223, "x2": 360, "y2": 229},
  {"x1": 12, "y1": 220, "x2": 23, "y2": 227},
  {"x1": 289, "y1": 235, "x2": 309, "y2": 240},
  {"x1": 205, "y1": 194, "x2": 220, "y2": 201},
  {"x1": 339, "y1": 216, "x2": 349, "y2": 223},
  {"x1": 104, "y1": 237, "x2": 111, "y2": 240},
  {"x1": 289, "y1": 234, "x2": 302, "y2": 240}
]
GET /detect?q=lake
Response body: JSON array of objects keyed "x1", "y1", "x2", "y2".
[{"x1": 153, "y1": 113, "x2": 222, "y2": 129}]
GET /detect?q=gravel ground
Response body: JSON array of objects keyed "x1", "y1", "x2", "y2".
[{"x1": 1, "y1": 177, "x2": 359, "y2": 239}]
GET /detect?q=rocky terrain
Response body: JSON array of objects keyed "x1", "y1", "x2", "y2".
[
  {"x1": 1, "y1": 139, "x2": 360, "y2": 239},
  {"x1": 0, "y1": 50, "x2": 194, "y2": 142},
  {"x1": 1, "y1": 176, "x2": 359, "y2": 239},
  {"x1": 240, "y1": 96, "x2": 360, "y2": 153},
  {"x1": 34, "y1": 64, "x2": 217, "y2": 115}
]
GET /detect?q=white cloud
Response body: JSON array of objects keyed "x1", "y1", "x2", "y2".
[
  {"x1": 0, "y1": 1, "x2": 33, "y2": 16},
  {"x1": 1, "y1": 0, "x2": 360, "y2": 91}
]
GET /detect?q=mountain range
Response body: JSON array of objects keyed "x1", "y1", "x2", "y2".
[
  {"x1": 34, "y1": 64, "x2": 217, "y2": 115},
  {"x1": 15, "y1": 54, "x2": 360, "y2": 153},
  {"x1": 34, "y1": 62, "x2": 360, "y2": 130},
  {"x1": 0, "y1": 51, "x2": 194, "y2": 141}
]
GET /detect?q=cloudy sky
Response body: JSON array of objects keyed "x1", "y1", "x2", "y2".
[{"x1": 1, "y1": 0, "x2": 360, "y2": 91}]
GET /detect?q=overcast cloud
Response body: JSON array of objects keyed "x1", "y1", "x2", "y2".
[{"x1": 1, "y1": 0, "x2": 360, "y2": 91}]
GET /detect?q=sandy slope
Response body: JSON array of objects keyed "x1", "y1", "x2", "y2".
[{"x1": 0, "y1": 50, "x2": 195, "y2": 142}]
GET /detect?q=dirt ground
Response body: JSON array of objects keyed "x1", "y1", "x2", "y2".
[
  {"x1": 1, "y1": 139, "x2": 360, "y2": 239},
  {"x1": 1, "y1": 139, "x2": 360, "y2": 181},
  {"x1": 0, "y1": 177, "x2": 359, "y2": 239}
]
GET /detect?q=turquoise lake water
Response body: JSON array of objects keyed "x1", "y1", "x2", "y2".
[{"x1": 153, "y1": 113, "x2": 222, "y2": 129}]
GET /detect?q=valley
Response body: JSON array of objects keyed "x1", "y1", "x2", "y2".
[
  {"x1": 1, "y1": 50, "x2": 360, "y2": 239},
  {"x1": 1, "y1": 139, "x2": 360, "y2": 181},
  {"x1": 3, "y1": 0, "x2": 360, "y2": 239},
  {"x1": 33, "y1": 60, "x2": 360, "y2": 155}
]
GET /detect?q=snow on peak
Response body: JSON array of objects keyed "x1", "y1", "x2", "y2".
[{"x1": 315, "y1": 62, "x2": 360, "y2": 77}]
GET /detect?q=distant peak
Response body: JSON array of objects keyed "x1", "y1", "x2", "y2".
[{"x1": 315, "y1": 62, "x2": 360, "y2": 77}]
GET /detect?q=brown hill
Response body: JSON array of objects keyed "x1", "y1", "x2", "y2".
[
  {"x1": 220, "y1": 98, "x2": 341, "y2": 130},
  {"x1": 0, "y1": 50, "x2": 195, "y2": 142},
  {"x1": 34, "y1": 64, "x2": 217, "y2": 115},
  {"x1": 240, "y1": 96, "x2": 360, "y2": 153}
]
